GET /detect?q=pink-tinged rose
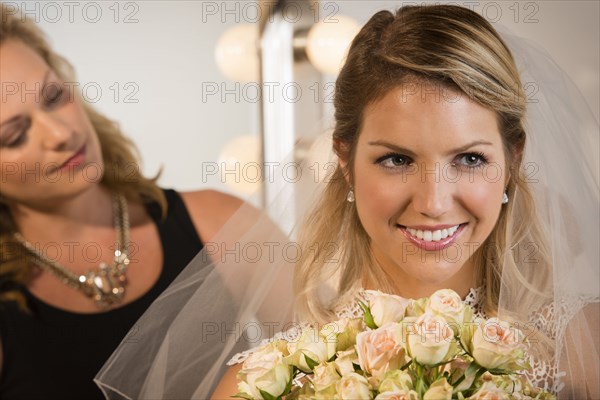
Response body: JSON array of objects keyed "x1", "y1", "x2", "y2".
[
  {"x1": 427, "y1": 289, "x2": 473, "y2": 333},
  {"x1": 467, "y1": 318, "x2": 528, "y2": 372},
  {"x1": 367, "y1": 290, "x2": 411, "y2": 327},
  {"x1": 423, "y1": 378, "x2": 452, "y2": 400},
  {"x1": 356, "y1": 323, "x2": 408, "y2": 381},
  {"x1": 336, "y1": 372, "x2": 373, "y2": 399},
  {"x1": 401, "y1": 313, "x2": 458, "y2": 366},
  {"x1": 236, "y1": 342, "x2": 292, "y2": 399},
  {"x1": 467, "y1": 381, "x2": 510, "y2": 400},
  {"x1": 375, "y1": 390, "x2": 419, "y2": 400}
]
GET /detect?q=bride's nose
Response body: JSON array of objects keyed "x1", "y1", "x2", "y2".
[{"x1": 411, "y1": 166, "x2": 454, "y2": 218}]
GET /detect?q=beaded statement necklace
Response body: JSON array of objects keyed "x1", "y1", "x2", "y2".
[{"x1": 14, "y1": 194, "x2": 130, "y2": 309}]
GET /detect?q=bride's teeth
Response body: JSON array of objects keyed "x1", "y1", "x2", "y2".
[{"x1": 404, "y1": 224, "x2": 462, "y2": 242}]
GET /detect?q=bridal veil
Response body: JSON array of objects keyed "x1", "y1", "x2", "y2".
[{"x1": 95, "y1": 13, "x2": 599, "y2": 400}]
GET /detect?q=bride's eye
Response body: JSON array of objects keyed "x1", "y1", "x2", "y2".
[
  {"x1": 456, "y1": 152, "x2": 488, "y2": 168},
  {"x1": 376, "y1": 153, "x2": 412, "y2": 169}
]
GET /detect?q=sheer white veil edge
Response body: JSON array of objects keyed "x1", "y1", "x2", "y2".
[
  {"x1": 94, "y1": 135, "x2": 331, "y2": 399},
  {"x1": 94, "y1": 31, "x2": 599, "y2": 399},
  {"x1": 497, "y1": 31, "x2": 599, "y2": 398}
]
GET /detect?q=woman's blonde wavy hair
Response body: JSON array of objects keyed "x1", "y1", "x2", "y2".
[
  {"x1": 0, "y1": 3, "x2": 166, "y2": 306},
  {"x1": 294, "y1": 5, "x2": 552, "y2": 325}
]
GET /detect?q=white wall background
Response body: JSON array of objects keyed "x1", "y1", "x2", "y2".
[{"x1": 21, "y1": 0, "x2": 598, "y2": 197}]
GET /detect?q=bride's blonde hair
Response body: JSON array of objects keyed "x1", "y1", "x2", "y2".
[{"x1": 294, "y1": 5, "x2": 552, "y2": 324}]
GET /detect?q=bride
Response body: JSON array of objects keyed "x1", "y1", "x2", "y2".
[{"x1": 97, "y1": 4, "x2": 599, "y2": 400}]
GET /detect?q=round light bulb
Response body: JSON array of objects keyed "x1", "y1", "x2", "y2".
[
  {"x1": 218, "y1": 135, "x2": 262, "y2": 195},
  {"x1": 215, "y1": 24, "x2": 260, "y2": 82},
  {"x1": 306, "y1": 15, "x2": 361, "y2": 75}
]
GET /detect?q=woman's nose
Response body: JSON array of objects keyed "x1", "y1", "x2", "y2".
[
  {"x1": 411, "y1": 166, "x2": 453, "y2": 218},
  {"x1": 35, "y1": 111, "x2": 72, "y2": 151}
]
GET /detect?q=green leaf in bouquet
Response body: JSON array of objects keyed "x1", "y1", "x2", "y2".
[
  {"x1": 464, "y1": 361, "x2": 481, "y2": 378},
  {"x1": 258, "y1": 389, "x2": 279, "y2": 400},
  {"x1": 415, "y1": 375, "x2": 428, "y2": 399},
  {"x1": 358, "y1": 301, "x2": 378, "y2": 329},
  {"x1": 281, "y1": 373, "x2": 294, "y2": 398},
  {"x1": 232, "y1": 393, "x2": 254, "y2": 400},
  {"x1": 303, "y1": 354, "x2": 319, "y2": 371},
  {"x1": 486, "y1": 368, "x2": 512, "y2": 376},
  {"x1": 352, "y1": 362, "x2": 362, "y2": 372},
  {"x1": 451, "y1": 362, "x2": 482, "y2": 393}
]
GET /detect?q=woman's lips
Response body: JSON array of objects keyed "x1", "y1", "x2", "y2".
[
  {"x1": 58, "y1": 144, "x2": 86, "y2": 171},
  {"x1": 397, "y1": 223, "x2": 467, "y2": 251}
]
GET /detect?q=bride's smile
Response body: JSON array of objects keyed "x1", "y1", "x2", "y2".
[{"x1": 345, "y1": 82, "x2": 509, "y2": 296}]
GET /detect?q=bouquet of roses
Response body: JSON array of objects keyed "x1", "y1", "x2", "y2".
[{"x1": 234, "y1": 289, "x2": 555, "y2": 400}]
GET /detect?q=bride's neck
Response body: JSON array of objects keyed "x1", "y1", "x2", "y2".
[{"x1": 362, "y1": 262, "x2": 478, "y2": 300}]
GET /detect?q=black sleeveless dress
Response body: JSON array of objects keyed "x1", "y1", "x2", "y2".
[{"x1": 0, "y1": 189, "x2": 204, "y2": 400}]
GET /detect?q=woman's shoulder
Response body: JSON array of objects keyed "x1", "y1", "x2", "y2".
[{"x1": 179, "y1": 190, "x2": 244, "y2": 242}]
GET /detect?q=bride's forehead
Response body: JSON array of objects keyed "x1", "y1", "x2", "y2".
[{"x1": 357, "y1": 87, "x2": 501, "y2": 147}]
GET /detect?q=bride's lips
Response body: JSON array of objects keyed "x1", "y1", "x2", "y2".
[
  {"x1": 58, "y1": 144, "x2": 87, "y2": 171},
  {"x1": 397, "y1": 223, "x2": 467, "y2": 251}
]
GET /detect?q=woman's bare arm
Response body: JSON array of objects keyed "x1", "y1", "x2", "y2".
[{"x1": 211, "y1": 364, "x2": 242, "y2": 399}]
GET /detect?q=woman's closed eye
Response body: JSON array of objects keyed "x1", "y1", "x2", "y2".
[
  {"x1": 42, "y1": 83, "x2": 67, "y2": 109},
  {"x1": 0, "y1": 83, "x2": 68, "y2": 148},
  {"x1": 0, "y1": 118, "x2": 31, "y2": 148}
]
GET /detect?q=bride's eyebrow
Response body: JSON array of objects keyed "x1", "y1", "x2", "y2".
[
  {"x1": 367, "y1": 140, "x2": 417, "y2": 158},
  {"x1": 367, "y1": 139, "x2": 493, "y2": 156}
]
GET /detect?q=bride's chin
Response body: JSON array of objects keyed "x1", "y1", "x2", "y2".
[{"x1": 397, "y1": 261, "x2": 464, "y2": 284}]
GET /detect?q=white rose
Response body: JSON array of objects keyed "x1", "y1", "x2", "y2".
[
  {"x1": 336, "y1": 372, "x2": 373, "y2": 399},
  {"x1": 287, "y1": 327, "x2": 337, "y2": 372},
  {"x1": 356, "y1": 323, "x2": 408, "y2": 381},
  {"x1": 312, "y1": 362, "x2": 341, "y2": 393},
  {"x1": 321, "y1": 318, "x2": 363, "y2": 351},
  {"x1": 467, "y1": 318, "x2": 527, "y2": 372},
  {"x1": 237, "y1": 342, "x2": 292, "y2": 399},
  {"x1": 378, "y1": 370, "x2": 414, "y2": 393},
  {"x1": 367, "y1": 290, "x2": 411, "y2": 327},
  {"x1": 335, "y1": 348, "x2": 360, "y2": 376},
  {"x1": 427, "y1": 289, "x2": 472, "y2": 334},
  {"x1": 401, "y1": 313, "x2": 457, "y2": 366},
  {"x1": 375, "y1": 390, "x2": 419, "y2": 400},
  {"x1": 423, "y1": 378, "x2": 453, "y2": 400}
]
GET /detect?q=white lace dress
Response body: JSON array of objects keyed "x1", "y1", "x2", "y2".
[{"x1": 228, "y1": 287, "x2": 563, "y2": 394}]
